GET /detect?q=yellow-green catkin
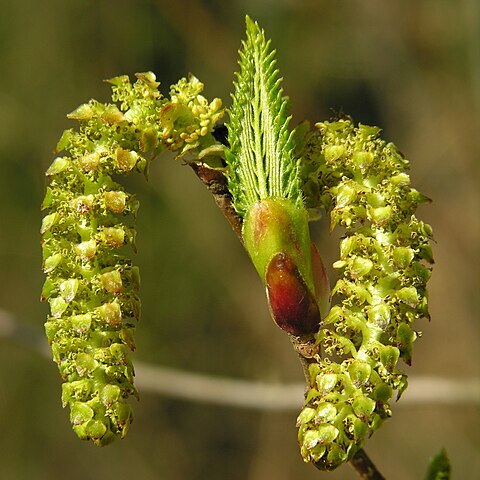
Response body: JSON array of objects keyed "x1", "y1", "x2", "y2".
[
  {"x1": 296, "y1": 119, "x2": 433, "y2": 469},
  {"x1": 41, "y1": 72, "x2": 223, "y2": 445}
]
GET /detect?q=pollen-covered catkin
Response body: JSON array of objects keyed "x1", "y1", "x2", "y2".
[
  {"x1": 297, "y1": 119, "x2": 433, "y2": 469},
  {"x1": 41, "y1": 72, "x2": 223, "y2": 445}
]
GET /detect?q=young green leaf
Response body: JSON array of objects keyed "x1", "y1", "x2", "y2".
[{"x1": 226, "y1": 16, "x2": 302, "y2": 217}]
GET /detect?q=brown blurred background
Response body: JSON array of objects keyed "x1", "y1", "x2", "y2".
[{"x1": 0, "y1": 0, "x2": 478, "y2": 479}]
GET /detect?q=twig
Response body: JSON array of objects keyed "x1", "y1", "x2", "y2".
[
  {"x1": 189, "y1": 162, "x2": 244, "y2": 241},
  {"x1": 1, "y1": 309, "x2": 479, "y2": 410},
  {"x1": 349, "y1": 449, "x2": 386, "y2": 480}
]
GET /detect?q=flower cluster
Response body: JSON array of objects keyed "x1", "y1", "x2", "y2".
[
  {"x1": 297, "y1": 119, "x2": 433, "y2": 469},
  {"x1": 41, "y1": 72, "x2": 223, "y2": 445},
  {"x1": 160, "y1": 75, "x2": 224, "y2": 155}
]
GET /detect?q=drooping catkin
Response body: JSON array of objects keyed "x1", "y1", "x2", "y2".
[
  {"x1": 41, "y1": 72, "x2": 223, "y2": 445},
  {"x1": 297, "y1": 119, "x2": 433, "y2": 469}
]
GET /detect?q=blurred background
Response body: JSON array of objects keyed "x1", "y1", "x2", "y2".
[{"x1": 0, "y1": 0, "x2": 478, "y2": 479}]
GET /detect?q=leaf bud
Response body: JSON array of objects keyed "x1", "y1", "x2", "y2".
[{"x1": 266, "y1": 252, "x2": 320, "y2": 335}]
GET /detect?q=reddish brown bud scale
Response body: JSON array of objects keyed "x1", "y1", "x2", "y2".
[{"x1": 266, "y1": 252, "x2": 320, "y2": 335}]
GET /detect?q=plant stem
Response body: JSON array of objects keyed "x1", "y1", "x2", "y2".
[
  {"x1": 189, "y1": 162, "x2": 244, "y2": 241},
  {"x1": 349, "y1": 449, "x2": 386, "y2": 480}
]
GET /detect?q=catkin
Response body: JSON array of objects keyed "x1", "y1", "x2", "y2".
[
  {"x1": 297, "y1": 119, "x2": 433, "y2": 469},
  {"x1": 41, "y1": 72, "x2": 223, "y2": 445}
]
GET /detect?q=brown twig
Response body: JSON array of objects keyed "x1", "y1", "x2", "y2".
[
  {"x1": 189, "y1": 162, "x2": 244, "y2": 241},
  {"x1": 349, "y1": 449, "x2": 386, "y2": 480}
]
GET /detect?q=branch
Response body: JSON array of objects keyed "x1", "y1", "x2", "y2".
[
  {"x1": 189, "y1": 162, "x2": 244, "y2": 241},
  {"x1": 348, "y1": 449, "x2": 386, "y2": 480},
  {"x1": 1, "y1": 309, "x2": 479, "y2": 410}
]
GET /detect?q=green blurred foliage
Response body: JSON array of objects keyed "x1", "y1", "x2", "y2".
[{"x1": 0, "y1": 0, "x2": 478, "y2": 479}]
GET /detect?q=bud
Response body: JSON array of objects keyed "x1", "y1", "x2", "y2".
[
  {"x1": 243, "y1": 198, "x2": 323, "y2": 335},
  {"x1": 266, "y1": 253, "x2": 320, "y2": 335}
]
